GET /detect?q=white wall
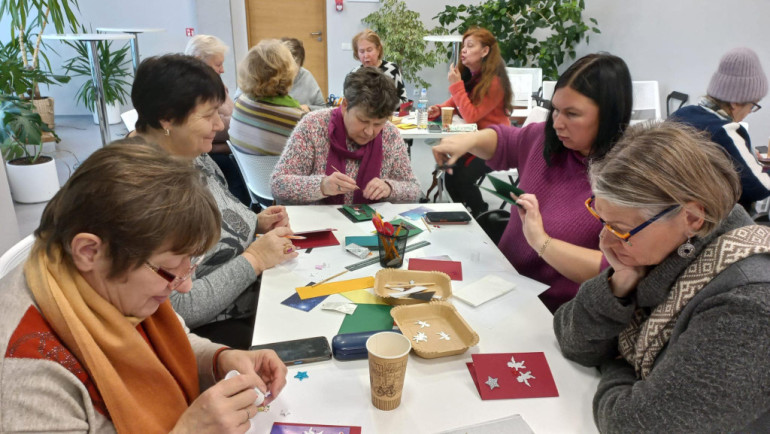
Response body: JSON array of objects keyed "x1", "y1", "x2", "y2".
[
  {"x1": 576, "y1": 0, "x2": 770, "y2": 148},
  {"x1": 0, "y1": 0, "x2": 198, "y2": 115},
  {"x1": 0, "y1": 156, "x2": 20, "y2": 253}
]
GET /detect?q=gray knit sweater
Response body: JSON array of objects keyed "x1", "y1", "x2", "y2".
[
  {"x1": 554, "y1": 206, "x2": 770, "y2": 433},
  {"x1": 169, "y1": 154, "x2": 259, "y2": 328}
]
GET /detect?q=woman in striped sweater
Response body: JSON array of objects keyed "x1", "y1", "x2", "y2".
[{"x1": 229, "y1": 39, "x2": 306, "y2": 156}]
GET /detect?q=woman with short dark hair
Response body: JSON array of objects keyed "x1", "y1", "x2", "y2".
[
  {"x1": 433, "y1": 53, "x2": 633, "y2": 312},
  {"x1": 271, "y1": 67, "x2": 420, "y2": 205},
  {"x1": 0, "y1": 142, "x2": 287, "y2": 431},
  {"x1": 130, "y1": 54, "x2": 298, "y2": 349},
  {"x1": 555, "y1": 121, "x2": 770, "y2": 432}
]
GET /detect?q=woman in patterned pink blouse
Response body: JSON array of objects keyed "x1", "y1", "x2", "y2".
[{"x1": 270, "y1": 68, "x2": 421, "y2": 205}]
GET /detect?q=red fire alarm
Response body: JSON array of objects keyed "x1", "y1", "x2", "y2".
[
  {"x1": 185, "y1": 28, "x2": 195, "y2": 37},
  {"x1": 335, "y1": 0, "x2": 343, "y2": 12}
]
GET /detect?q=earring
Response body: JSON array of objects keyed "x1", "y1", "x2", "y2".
[
  {"x1": 677, "y1": 237, "x2": 695, "y2": 258},
  {"x1": 164, "y1": 128, "x2": 170, "y2": 136}
]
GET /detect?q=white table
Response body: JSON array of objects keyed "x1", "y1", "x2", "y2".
[
  {"x1": 250, "y1": 203, "x2": 600, "y2": 433},
  {"x1": 396, "y1": 114, "x2": 467, "y2": 140},
  {"x1": 42, "y1": 33, "x2": 135, "y2": 147},
  {"x1": 96, "y1": 27, "x2": 165, "y2": 74}
]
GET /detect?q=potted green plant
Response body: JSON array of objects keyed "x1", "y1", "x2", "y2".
[
  {"x1": 362, "y1": 0, "x2": 446, "y2": 90},
  {"x1": 0, "y1": 0, "x2": 80, "y2": 128},
  {"x1": 435, "y1": 0, "x2": 600, "y2": 80},
  {"x1": 0, "y1": 94, "x2": 60, "y2": 203},
  {"x1": 62, "y1": 28, "x2": 133, "y2": 125}
]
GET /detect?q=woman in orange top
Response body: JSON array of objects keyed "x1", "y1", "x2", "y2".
[{"x1": 428, "y1": 27, "x2": 513, "y2": 216}]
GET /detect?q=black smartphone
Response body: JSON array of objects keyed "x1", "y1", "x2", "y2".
[
  {"x1": 428, "y1": 124, "x2": 443, "y2": 133},
  {"x1": 425, "y1": 211, "x2": 472, "y2": 225},
  {"x1": 249, "y1": 336, "x2": 332, "y2": 366}
]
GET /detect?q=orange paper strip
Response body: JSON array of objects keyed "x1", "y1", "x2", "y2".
[{"x1": 296, "y1": 276, "x2": 375, "y2": 300}]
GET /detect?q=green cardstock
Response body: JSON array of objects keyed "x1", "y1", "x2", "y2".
[
  {"x1": 481, "y1": 176, "x2": 525, "y2": 207},
  {"x1": 388, "y1": 218, "x2": 423, "y2": 237},
  {"x1": 338, "y1": 303, "x2": 394, "y2": 334},
  {"x1": 342, "y1": 204, "x2": 375, "y2": 221}
]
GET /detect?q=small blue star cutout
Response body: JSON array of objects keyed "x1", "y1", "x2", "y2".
[{"x1": 294, "y1": 371, "x2": 309, "y2": 381}]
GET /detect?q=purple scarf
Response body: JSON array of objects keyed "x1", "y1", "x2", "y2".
[{"x1": 324, "y1": 107, "x2": 383, "y2": 204}]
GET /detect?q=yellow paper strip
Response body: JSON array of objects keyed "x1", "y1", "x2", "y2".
[
  {"x1": 296, "y1": 276, "x2": 375, "y2": 300},
  {"x1": 341, "y1": 289, "x2": 387, "y2": 305}
]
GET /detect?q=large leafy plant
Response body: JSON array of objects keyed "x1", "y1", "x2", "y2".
[
  {"x1": 0, "y1": 40, "x2": 62, "y2": 96},
  {"x1": 62, "y1": 26, "x2": 133, "y2": 109},
  {"x1": 435, "y1": 0, "x2": 600, "y2": 80},
  {"x1": 362, "y1": 0, "x2": 446, "y2": 90},
  {"x1": 0, "y1": 95, "x2": 59, "y2": 163},
  {"x1": 0, "y1": 0, "x2": 80, "y2": 98}
]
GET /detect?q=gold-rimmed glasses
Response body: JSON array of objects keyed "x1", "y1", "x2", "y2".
[{"x1": 145, "y1": 255, "x2": 204, "y2": 290}]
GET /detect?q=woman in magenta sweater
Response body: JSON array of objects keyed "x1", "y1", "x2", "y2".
[
  {"x1": 427, "y1": 27, "x2": 513, "y2": 217},
  {"x1": 433, "y1": 53, "x2": 632, "y2": 312}
]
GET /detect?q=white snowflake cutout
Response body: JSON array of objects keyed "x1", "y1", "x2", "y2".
[
  {"x1": 516, "y1": 371, "x2": 536, "y2": 387},
  {"x1": 507, "y1": 356, "x2": 526, "y2": 371},
  {"x1": 416, "y1": 320, "x2": 431, "y2": 328},
  {"x1": 437, "y1": 331, "x2": 451, "y2": 340},
  {"x1": 413, "y1": 331, "x2": 428, "y2": 342}
]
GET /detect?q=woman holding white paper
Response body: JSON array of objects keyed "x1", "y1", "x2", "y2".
[{"x1": 0, "y1": 143, "x2": 287, "y2": 432}]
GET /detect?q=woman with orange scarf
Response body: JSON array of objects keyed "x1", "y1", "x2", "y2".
[{"x1": 0, "y1": 143, "x2": 287, "y2": 432}]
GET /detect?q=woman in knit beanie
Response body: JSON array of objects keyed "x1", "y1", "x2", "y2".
[{"x1": 671, "y1": 47, "x2": 770, "y2": 209}]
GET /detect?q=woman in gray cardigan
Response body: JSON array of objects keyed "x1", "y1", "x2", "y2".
[
  {"x1": 555, "y1": 122, "x2": 770, "y2": 433},
  {"x1": 129, "y1": 54, "x2": 299, "y2": 349}
]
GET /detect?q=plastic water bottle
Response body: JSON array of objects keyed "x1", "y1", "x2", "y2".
[{"x1": 417, "y1": 88, "x2": 428, "y2": 129}]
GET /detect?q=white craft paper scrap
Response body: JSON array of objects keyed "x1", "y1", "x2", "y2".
[{"x1": 454, "y1": 275, "x2": 516, "y2": 307}]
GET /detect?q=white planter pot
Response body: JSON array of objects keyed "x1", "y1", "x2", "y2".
[
  {"x1": 6, "y1": 156, "x2": 60, "y2": 203},
  {"x1": 92, "y1": 102, "x2": 122, "y2": 125}
]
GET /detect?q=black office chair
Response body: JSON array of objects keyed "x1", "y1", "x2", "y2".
[
  {"x1": 666, "y1": 91, "x2": 689, "y2": 118},
  {"x1": 475, "y1": 209, "x2": 510, "y2": 244}
]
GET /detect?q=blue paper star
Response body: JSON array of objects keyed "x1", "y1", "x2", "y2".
[{"x1": 294, "y1": 371, "x2": 309, "y2": 381}]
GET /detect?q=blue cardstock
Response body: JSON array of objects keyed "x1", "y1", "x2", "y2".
[{"x1": 281, "y1": 291, "x2": 328, "y2": 312}]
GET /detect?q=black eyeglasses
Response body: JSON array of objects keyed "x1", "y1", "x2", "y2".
[
  {"x1": 751, "y1": 102, "x2": 762, "y2": 113},
  {"x1": 145, "y1": 255, "x2": 204, "y2": 289}
]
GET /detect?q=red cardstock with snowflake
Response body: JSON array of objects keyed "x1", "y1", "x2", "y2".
[{"x1": 466, "y1": 352, "x2": 559, "y2": 400}]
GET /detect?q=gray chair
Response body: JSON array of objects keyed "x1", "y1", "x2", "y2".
[{"x1": 227, "y1": 141, "x2": 280, "y2": 210}]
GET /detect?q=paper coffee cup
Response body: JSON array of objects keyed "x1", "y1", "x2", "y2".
[
  {"x1": 366, "y1": 332, "x2": 411, "y2": 411},
  {"x1": 441, "y1": 107, "x2": 454, "y2": 126}
]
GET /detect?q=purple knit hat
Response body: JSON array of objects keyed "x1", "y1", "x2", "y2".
[{"x1": 707, "y1": 47, "x2": 768, "y2": 103}]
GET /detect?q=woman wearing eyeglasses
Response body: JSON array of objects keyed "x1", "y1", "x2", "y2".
[
  {"x1": 671, "y1": 47, "x2": 770, "y2": 209},
  {"x1": 128, "y1": 54, "x2": 299, "y2": 349},
  {"x1": 0, "y1": 143, "x2": 287, "y2": 432},
  {"x1": 432, "y1": 53, "x2": 633, "y2": 312},
  {"x1": 555, "y1": 122, "x2": 770, "y2": 432}
]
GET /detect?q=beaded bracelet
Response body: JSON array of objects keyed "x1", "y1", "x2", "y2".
[{"x1": 538, "y1": 236, "x2": 552, "y2": 257}]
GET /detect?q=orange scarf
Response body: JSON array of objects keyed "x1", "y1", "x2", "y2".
[{"x1": 24, "y1": 245, "x2": 200, "y2": 432}]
